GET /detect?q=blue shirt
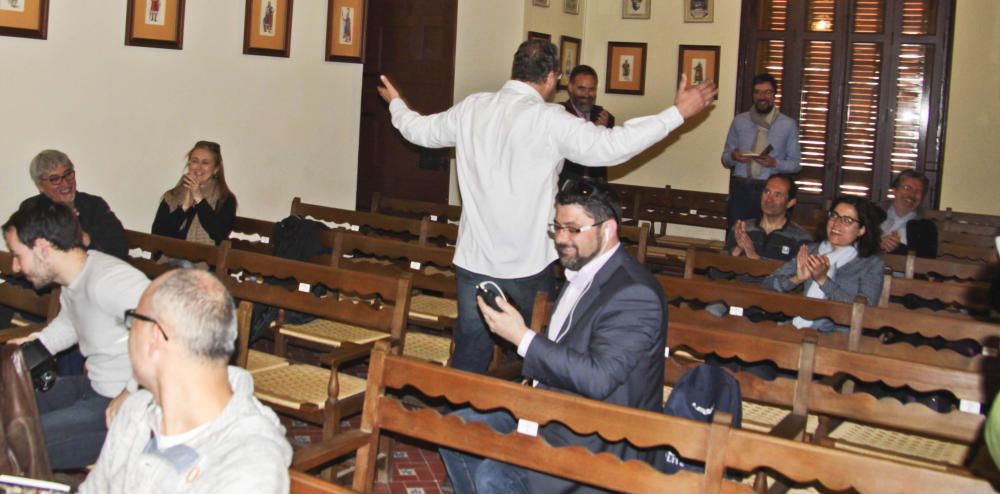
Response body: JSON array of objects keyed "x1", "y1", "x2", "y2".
[{"x1": 721, "y1": 110, "x2": 802, "y2": 179}]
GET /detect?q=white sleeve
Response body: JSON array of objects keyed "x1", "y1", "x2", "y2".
[
  {"x1": 553, "y1": 106, "x2": 684, "y2": 167},
  {"x1": 388, "y1": 98, "x2": 461, "y2": 149},
  {"x1": 37, "y1": 296, "x2": 76, "y2": 354}
]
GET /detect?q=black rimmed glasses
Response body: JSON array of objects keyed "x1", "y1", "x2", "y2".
[
  {"x1": 827, "y1": 210, "x2": 862, "y2": 227},
  {"x1": 548, "y1": 219, "x2": 607, "y2": 236},
  {"x1": 124, "y1": 309, "x2": 169, "y2": 341},
  {"x1": 41, "y1": 169, "x2": 75, "y2": 186}
]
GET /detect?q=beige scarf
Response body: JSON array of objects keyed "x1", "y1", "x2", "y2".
[
  {"x1": 748, "y1": 107, "x2": 779, "y2": 179},
  {"x1": 162, "y1": 178, "x2": 222, "y2": 245}
]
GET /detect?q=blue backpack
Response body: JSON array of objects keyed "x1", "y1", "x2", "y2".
[{"x1": 653, "y1": 364, "x2": 742, "y2": 474}]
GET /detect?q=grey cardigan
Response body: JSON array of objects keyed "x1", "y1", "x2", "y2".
[{"x1": 761, "y1": 243, "x2": 885, "y2": 330}]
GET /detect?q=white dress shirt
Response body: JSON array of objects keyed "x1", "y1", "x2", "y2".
[{"x1": 389, "y1": 80, "x2": 683, "y2": 278}]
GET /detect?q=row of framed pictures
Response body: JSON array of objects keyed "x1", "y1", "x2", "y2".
[
  {"x1": 529, "y1": 32, "x2": 719, "y2": 97},
  {"x1": 0, "y1": 0, "x2": 367, "y2": 62},
  {"x1": 531, "y1": 0, "x2": 714, "y2": 23}
]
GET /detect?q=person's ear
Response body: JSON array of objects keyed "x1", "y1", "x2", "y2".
[{"x1": 787, "y1": 197, "x2": 797, "y2": 209}]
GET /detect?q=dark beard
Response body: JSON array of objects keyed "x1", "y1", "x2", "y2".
[{"x1": 754, "y1": 102, "x2": 774, "y2": 114}]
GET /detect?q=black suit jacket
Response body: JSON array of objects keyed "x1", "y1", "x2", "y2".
[
  {"x1": 522, "y1": 247, "x2": 666, "y2": 493},
  {"x1": 21, "y1": 192, "x2": 128, "y2": 260},
  {"x1": 559, "y1": 100, "x2": 616, "y2": 184}
]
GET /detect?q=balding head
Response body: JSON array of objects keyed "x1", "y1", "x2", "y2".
[{"x1": 148, "y1": 269, "x2": 236, "y2": 362}]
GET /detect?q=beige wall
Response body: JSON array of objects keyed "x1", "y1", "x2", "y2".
[
  {"x1": 940, "y1": 0, "x2": 1000, "y2": 215},
  {"x1": 0, "y1": 2, "x2": 361, "y2": 230}
]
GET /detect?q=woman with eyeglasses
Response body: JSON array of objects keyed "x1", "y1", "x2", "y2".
[
  {"x1": 761, "y1": 195, "x2": 884, "y2": 332},
  {"x1": 152, "y1": 141, "x2": 237, "y2": 245}
]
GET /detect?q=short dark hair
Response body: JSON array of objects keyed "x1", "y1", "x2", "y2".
[
  {"x1": 752, "y1": 73, "x2": 778, "y2": 92},
  {"x1": 568, "y1": 65, "x2": 598, "y2": 84},
  {"x1": 817, "y1": 195, "x2": 883, "y2": 258},
  {"x1": 892, "y1": 169, "x2": 929, "y2": 191},
  {"x1": 556, "y1": 179, "x2": 622, "y2": 225},
  {"x1": 511, "y1": 39, "x2": 559, "y2": 84},
  {"x1": 2, "y1": 196, "x2": 84, "y2": 251},
  {"x1": 766, "y1": 174, "x2": 798, "y2": 202}
]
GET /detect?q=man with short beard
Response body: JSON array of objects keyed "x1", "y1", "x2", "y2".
[
  {"x1": 878, "y1": 169, "x2": 936, "y2": 257},
  {"x1": 440, "y1": 179, "x2": 666, "y2": 494},
  {"x1": 721, "y1": 73, "x2": 801, "y2": 227},
  {"x1": 558, "y1": 65, "x2": 615, "y2": 185},
  {"x1": 3, "y1": 197, "x2": 148, "y2": 470}
]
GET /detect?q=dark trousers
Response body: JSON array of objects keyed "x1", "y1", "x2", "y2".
[
  {"x1": 452, "y1": 265, "x2": 556, "y2": 375},
  {"x1": 35, "y1": 374, "x2": 111, "y2": 470}
]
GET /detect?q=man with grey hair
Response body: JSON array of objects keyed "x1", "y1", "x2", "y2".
[
  {"x1": 81, "y1": 269, "x2": 292, "y2": 493},
  {"x1": 22, "y1": 149, "x2": 128, "y2": 259}
]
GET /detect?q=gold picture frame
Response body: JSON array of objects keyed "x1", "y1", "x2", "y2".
[
  {"x1": 0, "y1": 0, "x2": 48, "y2": 39},
  {"x1": 243, "y1": 0, "x2": 294, "y2": 57},
  {"x1": 326, "y1": 0, "x2": 366, "y2": 63},
  {"x1": 605, "y1": 41, "x2": 647, "y2": 95},
  {"x1": 125, "y1": 0, "x2": 185, "y2": 50}
]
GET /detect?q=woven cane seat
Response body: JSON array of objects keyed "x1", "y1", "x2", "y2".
[
  {"x1": 251, "y1": 364, "x2": 367, "y2": 410},
  {"x1": 280, "y1": 319, "x2": 389, "y2": 347},
  {"x1": 246, "y1": 350, "x2": 289, "y2": 374},
  {"x1": 664, "y1": 385, "x2": 791, "y2": 434},
  {"x1": 828, "y1": 421, "x2": 968, "y2": 467},
  {"x1": 402, "y1": 332, "x2": 451, "y2": 366},
  {"x1": 420, "y1": 265, "x2": 454, "y2": 278},
  {"x1": 409, "y1": 295, "x2": 458, "y2": 321}
]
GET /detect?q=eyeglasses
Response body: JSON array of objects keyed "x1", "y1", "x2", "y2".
[
  {"x1": 40, "y1": 169, "x2": 75, "y2": 186},
  {"x1": 754, "y1": 89, "x2": 775, "y2": 96},
  {"x1": 548, "y1": 220, "x2": 606, "y2": 236},
  {"x1": 124, "y1": 309, "x2": 169, "y2": 341},
  {"x1": 827, "y1": 210, "x2": 862, "y2": 227}
]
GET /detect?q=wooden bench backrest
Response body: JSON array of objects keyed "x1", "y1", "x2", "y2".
[
  {"x1": 606, "y1": 183, "x2": 650, "y2": 225},
  {"x1": 938, "y1": 242, "x2": 995, "y2": 263},
  {"x1": 324, "y1": 230, "x2": 456, "y2": 296},
  {"x1": 667, "y1": 316, "x2": 989, "y2": 445},
  {"x1": 682, "y1": 247, "x2": 784, "y2": 279},
  {"x1": 885, "y1": 252, "x2": 996, "y2": 281},
  {"x1": 619, "y1": 223, "x2": 651, "y2": 264},
  {"x1": 880, "y1": 273, "x2": 991, "y2": 314},
  {"x1": 222, "y1": 248, "x2": 411, "y2": 338},
  {"x1": 229, "y1": 215, "x2": 276, "y2": 255},
  {"x1": 925, "y1": 208, "x2": 1000, "y2": 229},
  {"x1": 940, "y1": 229, "x2": 999, "y2": 248},
  {"x1": 348, "y1": 341, "x2": 991, "y2": 493},
  {"x1": 125, "y1": 230, "x2": 229, "y2": 279},
  {"x1": 370, "y1": 192, "x2": 462, "y2": 223},
  {"x1": 666, "y1": 189, "x2": 728, "y2": 230},
  {"x1": 291, "y1": 197, "x2": 425, "y2": 240},
  {"x1": 0, "y1": 251, "x2": 59, "y2": 322}
]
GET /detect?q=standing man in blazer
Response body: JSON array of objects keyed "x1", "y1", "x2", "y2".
[
  {"x1": 440, "y1": 179, "x2": 667, "y2": 494},
  {"x1": 558, "y1": 65, "x2": 616, "y2": 185}
]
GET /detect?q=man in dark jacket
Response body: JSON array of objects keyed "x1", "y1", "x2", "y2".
[
  {"x1": 22, "y1": 149, "x2": 128, "y2": 260},
  {"x1": 558, "y1": 65, "x2": 616, "y2": 185},
  {"x1": 441, "y1": 180, "x2": 666, "y2": 493}
]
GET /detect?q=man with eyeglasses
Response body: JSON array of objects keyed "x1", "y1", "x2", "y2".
[
  {"x1": 721, "y1": 73, "x2": 802, "y2": 229},
  {"x1": 80, "y1": 269, "x2": 291, "y2": 493},
  {"x1": 378, "y1": 39, "x2": 714, "y2": 375},
  {"x1": 878, "y1": 169, "x2": 937, "y2": 257},
  {"x1": 440, "y1": 180, "x2": 666, "y2": 493},
  {"x1": 21, "y1": 149, "x2": 128, "y2": 260},
  {"x1": 3, "y1": 197, "x2": 148, "y2": 470}
]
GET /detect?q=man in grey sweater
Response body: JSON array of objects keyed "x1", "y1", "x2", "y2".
[
  {"x1": 4, "y1": 197, "x2": 147, "y2": 470},
  {"x1": 81, "y1": 269, "x2": 291, "y2": 493}
]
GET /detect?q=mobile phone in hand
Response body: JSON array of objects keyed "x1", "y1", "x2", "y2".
[{"x1": 476, "y1": 281, "x2": 507, "y2": 311}]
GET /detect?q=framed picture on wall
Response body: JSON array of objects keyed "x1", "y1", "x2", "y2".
[
  {"x1": 677, "y1": 45, "x2": 720, "y2": 99},
  {"x1": 126, "y1": 0, "x2": 186, "y2": 49},
  {"x1": 684, "y1": 0, "x2": 713, "y2": 23},
  {"x1": 527, "y1": 31, "x2": 551, "y2": 42},
  {"x1": 243, "y1": 0, "x2": 293, "y2": 57},
  {"x1": 533, "y1": 0, "x2": 550, "y2": 7},
  {"x1": 558, "y1": 36, "x2": 581, "y2": 90},
  {"x1": 564, "y1": 0, "x2": 579, "y2": 15},
  {"x1": 605, "y1": 42, "x2": 647, "y2": 95},
  {"x1": 622, "y1": 0, "x2": 650, "y2": 20},
  {"x1": 326, "y1": 0, "x2": 366, "y2": 62},
  {"x1": 0, "y1": 0, "x2": 48, "y2": 39}
]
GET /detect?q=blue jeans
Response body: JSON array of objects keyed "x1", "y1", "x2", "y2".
[
  {"x1": 440, "y1": 408, "x2": 529, "y2": 494},
  {"x1": 35, "y1": 374, "x2": 111, "y2": 470},
  {"x1": 452, "y1": 265, "x2": 555, "y2": 374}
]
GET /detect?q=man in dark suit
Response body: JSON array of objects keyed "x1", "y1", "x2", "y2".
[
  {"x1": 558, "y1": 65, "x2": 616, "y2": 185},
  {"x1": 440, "y1": 179, "x2": 667, "y2": 494}
]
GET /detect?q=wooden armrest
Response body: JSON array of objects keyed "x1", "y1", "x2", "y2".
[
  {"x1": 290, "y1": 469, "x2": 360, "y2": 494},
  {"x1": 292, "y1": 430, "x2": 372, "y2": 472},
  {"x1": 0, "y1": 325, "x2": 41, "y2": 344},
  {"x1": 769, "y1": 413, "x2": 807, "y2": 441},
  {"x1": 319, "y1": 342, "x2": 374, "y2": 368}
]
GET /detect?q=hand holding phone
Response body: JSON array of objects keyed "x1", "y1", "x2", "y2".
[{"x1": 476, "y1": 281, "x2": 507, "y2": 312}]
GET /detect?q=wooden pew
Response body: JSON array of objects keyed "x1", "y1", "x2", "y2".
[
  {"x1": 124, "y1": 230, "x2": 229, "y2": 279},
  {"x1": 294, "y1": 341, "x2": 991, "y2": 493},
  {"x1": 885, "y1": 252, "x2": 997, "y2": 282},
  {"x1": 229, "y1": 215, "x2": 276, "y2": 255},
  {"x1": 223, "y1": 248, "x2": 411, "y2": 438},
  {"x1": 879, "y1": 273, "x2": 992, "y2": 317},
  {"x1": 291, "y1": 197, "x2": 458, "y2": 245},
  {"x1": 667, "y1": 315, "x2": 990, "y2": 458},
  {"x1": 619, "y1": 222, "x2": 651, "y2": 264},
  {"x1": 369, "y1": 192, "x2": 462, "y2": 223}
]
